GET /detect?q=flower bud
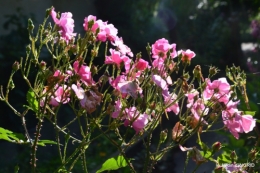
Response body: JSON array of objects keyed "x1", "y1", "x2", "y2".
[
  {"x1": 209, "y1": 66, "x2": 219, "y2": 77},
  {"x1": 248, "y1": 149, "x2": 257, "y2": 160},
  {"x1": 193, "y1": 65, "x2": 203, "y2": 81},
  {"x1": 212, "y1": 142, "x2": 222, "y2": 153},
  {"x1": 27, "y1": 19, "x2": 34, "y2": 33},
  {"x1": 146, "y1": 43, "x2": 151, "y2": 54},
  {"x1": 136, "y1": 52, "x2": 142, "y2": 60},
  {"x1": 46, "y1": 7, "x2": 52, "y2": 17},
  {"x1": 12, "y1": 61, "x2": 20, "y2": 71},
  {"x1": 214, "y1": 166, "x2": 224, "y2": 173},
  {"x1": 230, "y1": 150, "x2": 237, "y2": 162},
  {"x1": 159, "y1": 130, "x2": 168, "y2": 144},
  {"x1": 26, "y1": 45, "x2": 31, "y2": 55},
  {"x1": 39, "y1": 61, "x2": 46, "y2": 71}
]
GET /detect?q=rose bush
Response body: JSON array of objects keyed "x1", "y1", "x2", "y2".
[{"x1": 0, "y1": 7, "x2": 259, "y2": 173}]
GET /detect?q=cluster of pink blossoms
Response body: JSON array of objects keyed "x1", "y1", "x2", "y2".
[
  {"x1": 41, "y1": 60, "x2": 101, "y2": 114},
  {"x1": 47, "y1": 8, "x2": 255, "y2": 136},
  {"x1": 186, "y1": 77, "x2": 256, "y2": 139}
]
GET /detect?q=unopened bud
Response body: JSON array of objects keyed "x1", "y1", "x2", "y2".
[
  {"x1": 209, "y1": 66, "x2": 219, "y2": 77},
  {"x1": 214, "y1": 166, "x2": 224, "y2": 173},
  {"x1": 39, "y1": 61, "x2": 46, "y2": 71},
  {"x1": 230, "y1": 150, "x2": 237, "y2": 162},
  {"x1": 248, "y1": 149, "x2": 257, "y2": 160},
  {"x1": 12, "y1": 61, "x2": 20, "y2": 71},
  {"x1": 212, "y1": 142, "x2": 222, "y2": 153},
  {"x1": 193, "y1": 65, "x2": 203, "y2": 81},
  {"x1": 146, "y1": 43, "x2": 151, "y2": 54},
  {"x1": 26, "y1": 45, "x2": 31, "y2": 55},
  {"x1": 159, "y1": 130, "x2": 168, "y2": 144},
  {"x1": 27, "y1": 19, "x2": 34, "y2": 32},
  {"x1": 88, "y1": 19, "x2": 95, "y2": 30},
  {"x1": 46, "y1": 7, "x2": 53, "y2": 17},
  {"x1": 90, "y1": 65, "x2": 98, "y2": 75},
  {"x1": 136, "y1": 52, "x2": 142, "y2": 60}
]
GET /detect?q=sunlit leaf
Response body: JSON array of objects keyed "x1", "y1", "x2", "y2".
[
  {"x1": 0, "y1": 127, "x2": 25, "y2": 143},
  {"x1": 96, "y1": 155, "x2": 128, "y2": 173},
  {"x1": 37, "y1": 139, "x2": 57, "y2": 146},
  {"x1": 26, "y1": 88, "x2": 39, "y2": 112}
]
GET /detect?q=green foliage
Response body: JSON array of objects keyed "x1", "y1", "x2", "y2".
[
  {"x1": 0, "y1": 127, "x2": 25, "y2": 143},
  {"x1": 96, "y1": 155, "x2": 129, "y2": 173},
  {"x1": 25, "y1": 88, "x2": 39, "y2": 112}
]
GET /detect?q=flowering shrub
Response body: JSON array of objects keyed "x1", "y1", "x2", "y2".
[{"x1": 0, "y1": 7, "x2": 259, "y2": 173}]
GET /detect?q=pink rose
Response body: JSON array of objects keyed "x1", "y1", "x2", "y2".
[{"x1": 50, "y1": 8, "x2": 76, "y2": 44}]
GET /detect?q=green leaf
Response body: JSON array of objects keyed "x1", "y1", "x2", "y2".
[
  {"x1": 0, "y1": 127, "x2": 25, "y2": 143},
  {"x1": 217, "y1": 151, "x2": 232, "y2": 164},
  {"x1": 37, "y1": 139, "x2": 57, "y2": 146},
  {"x1": 244, "y1": 111, "x2": 256, "y2": 116},
  {"x1": 96, "y1": 155, "x2": 128, "y2": 173},
  {"x1": 14, "y1": 165, "x2": 19, "y2": 173},
  {"x1": 26, "y1": 88, "x2": 39, "y2": 112}
]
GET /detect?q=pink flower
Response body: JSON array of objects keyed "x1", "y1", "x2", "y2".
[
  {"x1": 118, "y1": 80, "x2": 140, "y2": 98},
  {"x1": 124, "y1": 107, "x2": 149, "y2": 133},
  {"x1": 109, "y1": 75, "x2": 141, "y2": 98},
  {"x1": 81, "y1": 90, "x2": 102, "y2": 113},
  {"x1": 178, "y1": 49, "x2": 196, "y2": 63},
  {"x1": 71, "y1": 84, "x2": 85, "y2": 99},
  {"x1": 152, "y1": 38, "x2": 176, "y2": 59},
  {"x1": 111, "y1": 99, "x2": 124, "y2": 119},
  {"x1": 49, "y1": 85, "x2": 71, "y2": 107},
  {"x1": 152, "y1": 74, "x2": 168, "y2": 91},
  {"x1": 97, "y1": 23, "x2": 118, "y2": 42},
  {"x1": 152, "y1": 58, "x2": 167, "y2": 77},
  {"x1": 73, "y1": 61, "x2": 94, "y2": 85},
  {"x1": 50, "y1": 8, "x2": 76, "y2": 44},
  {"x1": 105, "y1": 49, "x2": 132, "y2": 74},
  {"x1": 185, "y1": 89, "x2": 199, "y2": 108},
  {"x1": 224, "y1": 163, "x2": 248, "y2": 173},
  {"x1": 135, "y1": 58, "x2": 150, "y2": 71},
  {"x1": 111, "y1": 37, "x2": 133, "y2": 57},
  {"x1": 203, "y1": 78, "x2": 231, "y2": 104},
  {"x1": 222, "y1": 101, "x2": 256, "y2": 139},
  {"x1": 190, "y1": 99, "x2": 208, "y2": 124},
  {"x1": 83, "y1": 15, "x2": 100, "y2": 32},
  {"x1": 163, "y1": 91, "x2": 180, "y2": 115}
]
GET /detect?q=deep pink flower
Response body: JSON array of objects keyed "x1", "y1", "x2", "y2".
[
  {"x1": 105, "y1": 49, "x2": 125, "y2": 67},
  {"x1": 49, "y1": 85, "x2": 71, "y2": 107},
  {"x1": 135, "y1": 58, "x2": 150, "y2": 71},
  {"x1": 152, "y1": 38, "x2": 176, "y2": 59},
  {"x1": 73, "y1": 61, "x2": 94, "y2": 85},
  {"x1": 124, "y1": 107, "x2": 149, "y2": 133},
  {"x1": 50, "y1": 8, "x2": 76, "y2": 44},
  {"x1": 83, "y1": 15, "x2": 100, "y2": 32}
]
